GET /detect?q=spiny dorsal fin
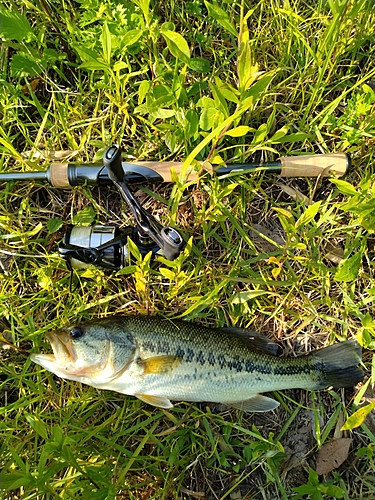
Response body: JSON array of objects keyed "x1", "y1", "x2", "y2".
[
  {"x1": 226, "y1": 394, "x2": 279, "y2": 412},
  {"x1": 220, "y1": 327, "x2": 279, "y2": 356}
]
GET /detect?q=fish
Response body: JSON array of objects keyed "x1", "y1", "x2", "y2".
[{"x1": 31, "y1": 315, "x2": 363, "y2": 412}]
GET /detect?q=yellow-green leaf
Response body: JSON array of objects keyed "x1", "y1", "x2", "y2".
[
  {"x1": 295, "y1": 201, "x2": 322, "y2": 229},
  {"x1": 341, "y1": 403, "x2": 375, "y2": 431},
  {"x1": 225, "y1": 126, "x2": 251, "y2": 137},
  {"x1": 161, "y1": 30, "x2": 190, "y2": 64},
  {"x1": 204, "y1": 1, "x2": 237, "y2": 37}
]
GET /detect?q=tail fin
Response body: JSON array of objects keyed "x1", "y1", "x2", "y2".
[{"x1": 311, "y1": 340, "x2": 363, "y2": 389}]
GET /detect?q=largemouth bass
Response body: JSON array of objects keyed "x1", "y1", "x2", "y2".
[{"x1": 31, "y1": 315, "x2": 363, "y2": 412}]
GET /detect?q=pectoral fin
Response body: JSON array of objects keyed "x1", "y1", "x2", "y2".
[
  {"x1": 227, "y1": 394, "x2": 279, "y2": 412},
  {"x1": 139, "y1": 355, "x2": 182, "y2": 375},
  {"x1": 135, "y1": 393, "x2": 173, "y2": 409}
]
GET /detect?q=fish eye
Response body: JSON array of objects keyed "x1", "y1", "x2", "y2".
[{"x1": 69, "y1": 326, "x2": 84, "y2": 339}]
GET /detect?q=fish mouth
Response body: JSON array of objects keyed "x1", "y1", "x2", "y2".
[
  {"x1": 31, "y1": 332, "x2": 78, "y2": 371},
  {"x1": 46, "y1": 332, "x2": 78, "y2": 366},
  {"x1": 31, "y1": 331, "x2": 117, "y2": 381}
]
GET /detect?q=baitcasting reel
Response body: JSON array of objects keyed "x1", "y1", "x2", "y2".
[{"x1": 58, "y1": 144, "x2": 185, "y2": 271}]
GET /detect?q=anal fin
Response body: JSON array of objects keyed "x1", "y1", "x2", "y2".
[
  {"x1": 135, "y1": 393, "x2": 174, "y2": 409},
  {"x1": 227, "y1": 394, "x2": 279, "y2": 413}
]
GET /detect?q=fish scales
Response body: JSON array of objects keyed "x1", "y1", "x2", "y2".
[{"x1": 31, "y1": 315, "x2": 364, "y2": 413}]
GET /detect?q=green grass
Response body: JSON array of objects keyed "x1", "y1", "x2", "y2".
[{"x1": 1, "y1": 0, "x2": 375, "y2": 498}]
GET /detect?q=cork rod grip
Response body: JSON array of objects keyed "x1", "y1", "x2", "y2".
[
  {"x1": 279, "y1": 153, "x2": 350, "y2": 178},
  {"x1": 49, "y1": 162, "x2": 70, "y2": 188}
]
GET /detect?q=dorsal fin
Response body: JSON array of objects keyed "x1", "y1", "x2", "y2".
[{"x1": 220, "y1": 327, "x2": 279, "y2": 355}]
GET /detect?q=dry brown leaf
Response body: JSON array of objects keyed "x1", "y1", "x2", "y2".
[
  {"x1": 21, "y1": 78, "x2": 42, "y2": 95},
  {"x1": 21, "y1": 150, "x2": 79, "y2": 160},
  {"x1": 324, "y1": 241, "x2": 344, "y2": 264},
  {"x1": 364, "y1": 409, "x2": 375, "y2": 435},
  {"x1": 363, "y1": 384, "x2": 375, "y2": 402},
  {"x1": 278, "y1": 182, "x2": 311, "y2": 205},
  {"x1": 249, "y1": 223, "x2": 285, "y2": 253},
  {"x1": 315, "y1": 438, "x2": 352, "y2": 475},
  {"x1": 179, "y1": 487, "x2": 206, "y2": 499},
  {"x1": 333, "y1": 411, "x2": 345, "y2": 440}
]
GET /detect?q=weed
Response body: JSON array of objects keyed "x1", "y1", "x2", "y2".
[{"x1": 1, "y1": 0, "x2": 375, "y2": 499}]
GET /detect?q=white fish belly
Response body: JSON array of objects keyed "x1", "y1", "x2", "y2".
[{"x1": 114, "y1": 361, "x2": 315, "y2": 404}]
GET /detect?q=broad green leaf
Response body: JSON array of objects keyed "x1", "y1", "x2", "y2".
[
  {"x1": 10, "y1": 52, "x2": 41, "y2": 77},
  {"x1": 197, "y1": 96, "x2": 216, "y2": 109},
  {"x1": 37, "y1": 268, "x2": 53, "y2": 291},
  {"x1": 229, "y1": 290, "x2": 271, "y2": 304},
  {"x1": 161, "y1": 30, "x2": 190, "y2": 64},
  {"x1": 295, "y1": 201, "x2": 322, "y2": 228},
  {"x1": 361, "y1": 312, "x2": 375, "y2": 328},
  {"x1": 335, "y1": 250, "x2": 363, "y2": 282},
  {"x1": 161, "y1": 22, "x2": 175, "y2": 31},
  {"x1": 80, "y1": 61, "x2": 108, "y2": 70},
  {"x1": 225, "y1": 126, "x2": 252, "y2": 137},
  {"x1": 100, "y1": 22, "x2": 112, "y2": 63},
  {"x1": 199, "y1": 107, "x2": 218, "y2": 131},
  {"x1": 238, "y1": 41, "x2": 256, "y2": 92},
  {"x1": 209, "y1": 82, "x2": 229, "y2": 117},
  {"x1": 71, "y1": 206, "x2": 96, "y2": 225},
  {"x1": 184, "y1": 109, "x2": 199, "y2": 140},
  {"x1": 126, "y1": 238, "x2": 142, "y2": 260},
  {"x1": 218, "y1": 87, "x2": 238, "y2": 104},
  {"x1": 188, "y1": 57, "x2": 211, "y2": 73},
  {"x1": 0, "y1": 471, "x2": 32, "y2": 491},
  {"x1": 270, "y1": 126, "x2": 289, "y2": 142},
  {"x1": 243, "y1": 72, "x2": 274, "y2": 104},
  {"x1": 237, "y1": 11, "x2": 258, "y2": 93},
  {"x1": 204, "y1": 1, "x2": 237, "y2": 36},
  {"x1": 151, "y1": 108, "x2": 175, "y2": 119},
  {"x1": 330, "y1": 179, "x2": 358, "y2": 196},
  {"x1": 0, "y1": 8, "x2": 33, "y2": 42},
  {"x1": 341, "y1": 402, "x2": 375, "y2": 430},
  {"x1": 214, "y1": 77, "x2": 239, "y2": 103},
  {"x1": 272, "y1": 132, "x2": 310, "y2": 143},
  {"x1": 121, "y1": 29, "x2": 143, "y2": 49},
  {"x1": 252, "y1": 123, "x2": 268, "y2": 144},
  {"x1": 25, "y1": 413, "x2": 49, "y2": 440},
  {"x1": 273, "y1": 207, "x2": 294, "y2": 219},
  {"x1": 113, "y1": 61, "x2": 128, "y2": 71},
  {"x1": 116, "y1": 265, "x2": 138, "y2": 276},
  {"x1": 138, "y1": 80, "x2": 151, "y2": 105},
  {"x1": 46, "y1": 217, "x2": 63, "y2": 234},
  {"x1": 159, "y1": 268, "x2": 176, "y2": 280},
  {"x1": 133, "y1": 0, "x2": 151, "y2": 25},
  {"x1": 187, "y1": 81, "x2": 209, "y2": 98},
  {"x1": 74, "y1": 45, "x2": 108, "y2": 70}
]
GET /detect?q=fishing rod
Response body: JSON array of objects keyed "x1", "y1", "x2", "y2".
[
  {"x1": 0, "y1": 152, "x2": 350, "y2": 188},
  {"x1": 0, "y1": 148, "x2": 351, "y2": 271}
]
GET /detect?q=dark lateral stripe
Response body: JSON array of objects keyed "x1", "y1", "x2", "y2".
[{"x1": 141, "y1": 340, "x2": 315, "y2": 376}]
